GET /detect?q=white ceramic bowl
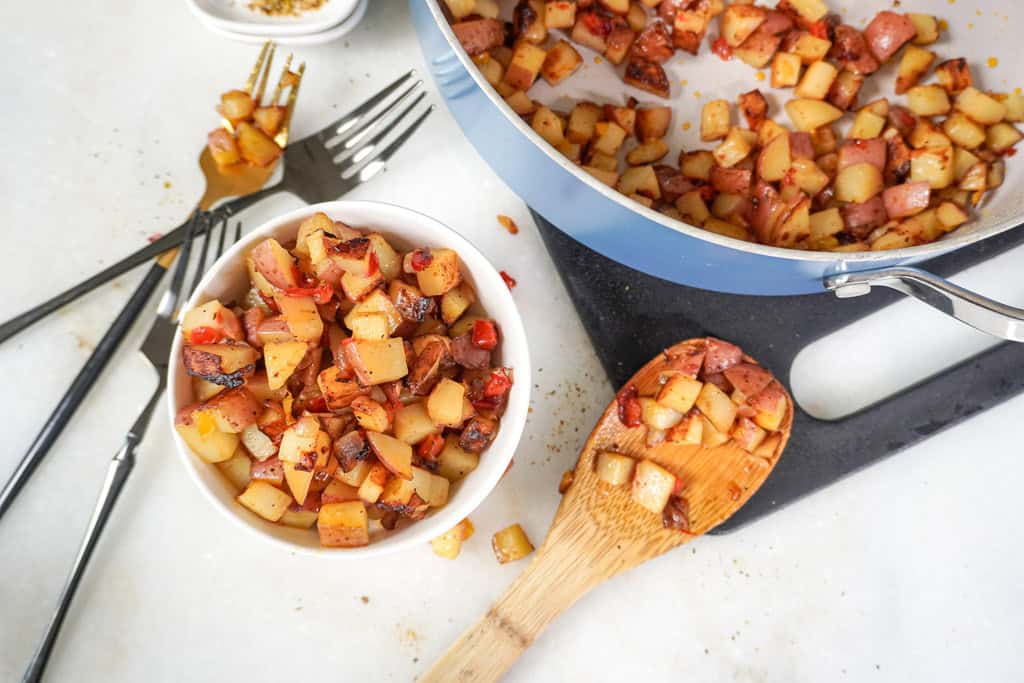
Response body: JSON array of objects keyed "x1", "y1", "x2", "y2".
[
  {"x1": 185, "y1": 0, "x2": 360, "y2": 36},
  {"x1": 167, "y1": 200, "x2": 531, "y2": 558},
  {"x1": 191, "y1": 0, "x2": 367, "y2": 45}
]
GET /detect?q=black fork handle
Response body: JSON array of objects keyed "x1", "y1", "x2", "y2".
[
  {"x1": 0, "y1": 184, "x2": 282, "y2": 345},
  {"x1": 0, "y1": 261, "x2": 167, "y2": 521}
]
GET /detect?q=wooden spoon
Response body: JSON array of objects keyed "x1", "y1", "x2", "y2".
[{"x1": 420, "y1": 338, "x2": 794, "y2": 683}]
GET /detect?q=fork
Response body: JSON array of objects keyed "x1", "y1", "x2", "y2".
[
  {"x1": 20, "y1": 214, "x2": 239, "y2": 683},
  {"x1": 0, "y1": 46, "x2": 304, "y2": 520},
  {"x1": 0, "y1": 69, "x2": 431, "y2": 345}
]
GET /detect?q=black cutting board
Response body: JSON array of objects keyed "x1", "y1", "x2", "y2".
[{"x1": 533, "y1": 210, "x2": 1024, "y2": 533}]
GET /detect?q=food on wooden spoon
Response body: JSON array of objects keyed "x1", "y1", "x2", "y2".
[{"x1": 420, "y1": 337, "x2": 792, "y2": 682}]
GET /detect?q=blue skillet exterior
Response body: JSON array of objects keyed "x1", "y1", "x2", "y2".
[{"x1": 409, "y1": 0, "x2": 958, "y2": 295}]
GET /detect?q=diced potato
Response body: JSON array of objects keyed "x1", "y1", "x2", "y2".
[
  {"x1": 700, "y1": 99, "x2": 731, "y2": 141},
  {"x1": 250, "y1": 238, "x2": 299, "y2": 290},
  {"x1": 789, "y1": 32, "x2": 831, "y2": 64},
  {"x1": 906, "y1": 85, "x2": 951, "y2": 117},
  {"x1": 895, "y1": 46, "x2": 935, "y2": 95},
  {"x1": 675, "y1": 191, "x2": 711, "y2": 225},
  {"x1": 626, "y1": 139, "x2": 669, "y2": 165},
  {"x1": 348, "y1": 313, "x2": 389, "y2": 341},
  {"x1": 794, "y1": 60, "x2": 837, "y2": 100},
  {"x1": 393, "y1": 404, "x2": 440, "y2": 446},
  {"x1": 720, "y1": 4, "x2": 766, "y2": 47},
  {"x1": 318, "y1": 501, "x2": 369, "y2": 547},
  {"x1": 276, "y1": 294, "x2": 323, "y2": 343},
  {"x1": 785, "y1": 99, "x2": 843, "y2": 131},
  {"x1": 351, "y1": 396, "x2": 390, "y2": 433},
  {"x1": 606, "y1": 106, "x2": 636, "y2": 138},
  {"x1": 427, "y1": 378, "x2": 466, "y2": 428},
  {"x1": 317, "y1": 366, "x2": 370, "y2": 410},
  {"x1": 217, "y1": 449, "x2": 252, "y2": 492},
  {"x1": 998, "y1": 92, "x2": 1024, "y2": 122},
  {"x1": 567, "y1": 102, "x2": 602, "y2": 144},
  {"x1": 440, "y1": 282, "x2": 476, "y2": 326},
  {"x1": 713, "y1": 127, "x2": 755, "y2": 168},
  {"x1": 771, "y1": 52, "x2": 802, "y2": 88},
  {"x1": 910, "y1": 146, "x2": 955, "y2": 189},
  {"x1": 193, "y1": 377, "x2": 225, "y2": 403},
  {"x1": 335, "y1": 459, "x2": 371, "y2": 488},
  {"x1": 413, "y1": 248, "x2": 461, "y2": 296},
  {"x1": 443, "y1": 0, "x2": 475, "y2": 20},
  {"x1": 207, "y1": 128, "x2": 240, "y2": 167},
  {"x1": 431, "y1": 517, "x2": 475, "y2": 559},
  {"x1": 657, "y1": 374, "x2": 703, "y2": 413},
  {"x1": 357, "y1": 462, "x2": 390, "y2": 503},
  {"x1": 667, "y1": 411, "x2": 703, "y2": 444},
  {"x1": 280, "y1": 507, "x2": 319, "y2": 530},
  {"x1": 701, "y1": 415, "x2": 730, "y2": 447},
  {"x1": 473, "y1": 53, "x2": 504, "y2": 87},
  {"x1": 909, "y1": 120, "x2": 951, "y2": 149},
  {"x1": 834, "y1": 162, "x2": 884, "y2": 202},
  {"x1": 703, "y1": 217, "x2": 751, "y2": 242},
  {"x1": 504, "y1": 90, "x2": 536, "y2": 116},
  {"x1": 263, "y1": 341, "x2": 307, "y2": 391},
  {"x1": 732, "y1": 417, "x2": 767, "y2": 453},
  {"x1": 958, "y1": 161, "x2": 988, "y2": 191},
  {"x1": 595, "y1": 451, "x2": 636, "y2": 486},
  {"x1": 757, "y1": 133, "x2": 791, "y2": 182},
  {"x1": 809, "y1": 207, "x2": 844, "y2": 242},
  {"x1": 437, "y1": 434, "x2": 480, "y2": 482},
  {"x1": 236, "y1": 122, "x2": 281, "y2": 167},
  {"x1": 346, "y1": 289, "x2": 402, "y2": 334},
  {"x1": 695, "y1": 382, "x2": 737, "y2": 434},
  {"x1": 366, "y1": 431, "x2": 413, "y2": 480},
  {"x1": 941, "y1": 113, "x2": 985, "y2": 150},
  {"x1": 639, "y1": 397, "x2": 683, "y2": 430},
  {"x1": 220, "y1": 89, "x2": 255, "y2": 122},
  {"x1": 492, "y1": 524, "x2": 534, "y2": 563},
  {"x1": 935, "y1": 58, "x2": 973, "y2": 96},
  {"x1": 955, "y1": 87, "x2": 1007, "y2": 126},
  {"x1": 989, "y1": 159, "x2": 1006, "y2": 189},
  {"x1": 986, "y1": 122, "x2": 1022, "y2": 154},
  {"x1": 786, "y1": 0, "x2": 827, "y2": 22},
  {"x1": 908, "y1": 13, "x2": 938, "y2": 45},
  {"x1": 617, "y1": 165, "x2": 661, "y2": 199},
  {"x1": 790, "y1": 158, "x2": 830, "y2": 195},
  {"x1": 504, "y1": 42, "x2": 547, "y2": 91},
  {"x1": 592, "y1": 121, "x2": 628, "y2": 155},
  {"x1": 237, "y1": 481, "x2": 292, "y2": 522},
  {"x1": 636, "y1": 107, "x2": 672, "y2": 141},
  {"x1": 583, "y1": 166, "x2": 619, "y2": 187},
  {"x1": 936, "y1": 201, "x2": 969, "y2": 229},
  {"x1": 176, "y1": 419, "x2": 239, "y2": 464},
  {"x1": 631, "y1": 459, "x2": 676, "y2": 514},
  {"x1": 545, "y1": 1, "x2": 576, "y2": 28},
  {"x1": 681, "y1": 150, "x2": 715, "y2": 180},
  {"x1": 347, "y1": 339, "x2": 409, "y2": 386},
  {"x1": 849, "y1": 110, "x2": 885, "y2": 139},
  {"x1": 541, "y1": 40, "x2": 582, "y2": 86}
]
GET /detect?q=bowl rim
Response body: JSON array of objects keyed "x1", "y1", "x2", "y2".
[
  {"x1": 420, "y1": 0, "x2": 1022, "y2": 266},
  {"x1": 167, "y1": 199, "x2": 532, "y2": 559}
]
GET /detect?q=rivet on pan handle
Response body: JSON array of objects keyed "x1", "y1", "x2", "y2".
[{"x1": 825, "y1": 266, "x2": 1024, "y2": 342}]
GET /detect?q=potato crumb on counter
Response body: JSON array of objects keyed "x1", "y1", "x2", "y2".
[
  {"x1": 497, "y1": 214, "x2": 519, "y2": 234},
  {"x1": 431, "y1": 518, "x2": 475, "y2": 559},
  {"x1": 492, "y1": 523, "x2": 534, "y2": 563}
]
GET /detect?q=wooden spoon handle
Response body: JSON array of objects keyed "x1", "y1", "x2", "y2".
[{"x1": 421, "y1": 529, "x2": 608, "y2": 683}]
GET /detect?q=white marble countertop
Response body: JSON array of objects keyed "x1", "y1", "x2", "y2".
[{"x1": 1, "y1": 1, "x2": 1023, "y2": 681}]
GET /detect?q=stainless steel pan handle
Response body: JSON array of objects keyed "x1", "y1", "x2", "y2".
[{"x1": 825, "y1": 267, "x2": 1024, "y2": 342}]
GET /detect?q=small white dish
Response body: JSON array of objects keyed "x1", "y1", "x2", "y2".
[
  {"x1": 167, "y1": 200, "x2": 532, "y2": 559},
  {"x1": 194, "y1": 0, "x2": 367, "y2": 45},
  {"x1": 186, "y1": 0, "x2": 359, "y2": 37}
]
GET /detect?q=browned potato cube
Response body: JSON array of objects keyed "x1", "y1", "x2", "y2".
[
  {"x1": 617, "y1": 165, "x2": 661, "y2": 199},
  {"x1": 794, "y1": 61, "x2": 838, "y2": 100},
  {"x1": 934, "y1": 58, "x2": 972, "y2": 95},
  {"x1": 626, "y1": 139, "x2": 669, "y2": 165},
  {"x1": 415, "y1": 248, "x2": 462, "y2": 296},
  {"x1": 236, "y1": 122, "x2": 282, "y2": 167},
  {"x1": 908, "y1": 13, "x2": 939, "y2": 45},
  {"x1": 531, "y1": 106, "x2": 565, "y2": 146},
  {"x1": 492, "y1": 523, "x2": 534, "y2": 563},
  {"x1": 895, "y1": 46, "x2": 935, "y2": 95},
  {"x1": 636, "y1": 106, "x2": 671, "y2": 141},
  {"x1": 253, "y1": 106, "x2": 285, "y2": 137},
  {"x1": 219, "y1": 89, "x2": 255, "y2": 123},
  {"x1": 207, "y1": 128, "x2": 240, "y2": 167},
  {"x1": 541, "y1": 40, "x2": 582, "y2": 86},
  {"x1": 567, "y1": 102, "x2": 603, "y2": 143},
  {"x1": 720, "y1": 4, "x2": 765, "y2": 47},
  {"x1": 700, "y1": 99, "x2": 731, "y2": 141},
  {"x1": 544, "y1": 0, "x2": 576, "y2": 28},
  {"x1": 955, "y1": 87, "x2": 1007, "y2": 126},
  {"x1": 317, "y1": 501, "x2": 369, "y2": 547},
  {"x1": 592, "y1": 121, "x2": 628, "y2": 155},
  {"x1": 771, "y1": 52, "x2": 801, "y2": 88},
  {"x1": 504, "y1": 42, "x2": 547, "y2": 91}
]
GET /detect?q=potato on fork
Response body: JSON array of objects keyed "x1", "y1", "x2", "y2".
[{"x1": 201, "y1": 41, "x2": 305, "y2": 210}]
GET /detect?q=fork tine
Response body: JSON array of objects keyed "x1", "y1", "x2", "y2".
[
  {"x1": 244, "y1": 41, "x2": 273, "y2": 94},
  {"x1": 339, "y1": 91, "x2": 427, "y2": 166},
  {"x1": 270, "y1": 53, "x2": 294, "y2": 106},
  {"x1": 254, "y1": 43, "x2": 276, "y2": 105},
  {"x1": 216, "y1": 215, "x2": 228, "y2": 259},
  {"x1": 344, "y1": 106, "x2": 434, "y2": 185},
  {"x1": 188, "y1": 215, "x2": 218, "y2": 297},
  {"x1": 334, "y1": 79, "x2": 423, "y2": 156},
  {"x1": 274, "y1": 61, "x2": 305, "y2": 148},
  {"x1": 159, "y1": 212, "x2": 202, "y2": 318},
  {"x1": 317, "y1": 70, "x2": 417, "y2": 142},
  {"x1": 233, "y1": 221, "x2": 242, "y2": 244}
]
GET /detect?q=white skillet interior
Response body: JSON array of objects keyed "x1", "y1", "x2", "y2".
[{"x1": 493, "y1": 1, "x2": 1023, "y2": 246}]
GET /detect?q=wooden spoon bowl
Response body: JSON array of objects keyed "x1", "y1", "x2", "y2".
[{"x1": 421, "y1": 338, "x2": 794, "y2": 682}]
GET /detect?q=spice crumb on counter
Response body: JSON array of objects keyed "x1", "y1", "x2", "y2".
[{"x1": 497, "y1": 214, "x2": 519, "y2": 235}]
